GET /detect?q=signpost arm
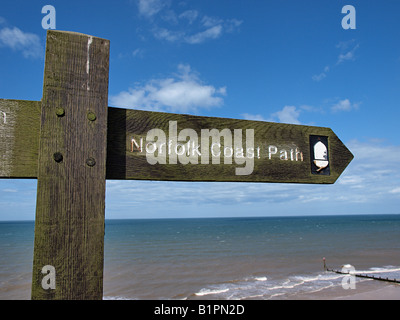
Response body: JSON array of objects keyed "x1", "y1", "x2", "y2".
[{"x1": 31, "y1": 30, "x2": 109, "y2": 300}]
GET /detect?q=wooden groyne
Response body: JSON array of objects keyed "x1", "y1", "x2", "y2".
[{"x1": 323, "y1": 258, "x2": 400, "y2": 284}]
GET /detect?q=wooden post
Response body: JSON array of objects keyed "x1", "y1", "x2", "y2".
[{"x1": 31, "y1": 31, "x2": 109, "y2": 299}]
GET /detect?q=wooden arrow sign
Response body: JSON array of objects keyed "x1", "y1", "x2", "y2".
[
  {"x1": 0, "y1": 100, "x2": 353, "y2": 184},
  {"x1": 106, "y1": 108, "x2": 353, "y2": 184}
]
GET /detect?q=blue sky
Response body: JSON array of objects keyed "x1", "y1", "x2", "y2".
[{"x1": 0, "y1": 0, "x2": 399, "y2": 220}]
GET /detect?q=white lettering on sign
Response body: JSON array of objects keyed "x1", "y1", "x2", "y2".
[
  {"x1": 0, "y1": 111, "x2": 6, "y2": 124},
  {"x1": 130, "y1": 121, "x2": 304, "y2": 176},
  {"x1": 141, "y1": 121, "x2": 255, "y2": 175}
]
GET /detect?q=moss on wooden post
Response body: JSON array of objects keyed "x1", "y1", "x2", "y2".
[
  {"x1": 0, "y1": 99, "x2": 40, "y2": 178},
  {"x1": 31, "y1": 30, "x2": 109, "y2": 300}
]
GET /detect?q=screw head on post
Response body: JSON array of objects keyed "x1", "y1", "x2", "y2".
[
  {"x1": 55, "y1": 108, "x2": 65, "y2": 117},
  {"x1": 87, "y1": 112, "x2": 97, "y2": 121},
  {"x1": 53, "y1": 152, "x2": 63, "y2": 163},
  {"x1": 86, "y1": 157, "x2": 96, "y2": 167}
]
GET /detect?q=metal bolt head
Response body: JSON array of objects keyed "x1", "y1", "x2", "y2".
[
  {"x1": 86, "y1": 157, "x2": 96, "y2": 167},
  {"x1": 53, "y1": 152, "x2": 63, "y2": 163},
  {"x1": 56, "y1": 108, "x2": 65, "y2": 117},
  {"x1": 87, "y1": 112, "x2": 97, "y2": 121}
]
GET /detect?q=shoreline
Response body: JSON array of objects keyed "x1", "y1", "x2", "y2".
[{"x1": 336, "y1": 284, "x2": 400, "y2": 300}]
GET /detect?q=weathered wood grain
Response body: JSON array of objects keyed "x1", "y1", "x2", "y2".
[
  {"x1": 31, "y1": 30, "x2": 109, "y2": 300},
  {"x1": 106, "y1": 107, "x2": 353, "y2": 184},
  {"x1": 0, "y1": 99, "x2": 40, "y2": 178},
  {"x1": 0, "y1": 99, "x2": 353, "y2": 185}
]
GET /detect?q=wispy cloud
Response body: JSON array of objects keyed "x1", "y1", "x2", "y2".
[
  {"x1": 243, "y1": 98, "x2": 359, "y2": 126},
  {"x1": 269, "y1": 106, "x2": 301, "y2": 124},
  {"x1": 331, "y1": 98, "x2": 360, "y2": 112},
  {"x1": 312, "y1": 66, "x2": 329, "y2": 82},
  {"x1": 118, "y1": 48, "x2": 145, "y2": 59},
  {"x1": 243, "y1": 105, "x2": 319, "y2": 125},
  {"x1": 179, "y1": 10, "x2": 199, "y2": 24},
  {"x1": 390, "y1": 187, "x2": 400, "y2": 195},
  {"x1": 336, "y1": 139, "x2": 400, "y2": 200},
  {"x1": 337, "y1": 44, "x2": 359, "y2": 65},
  {"x1": 0, "y1": 26, "x2": 43, "y2": 59},
  {"x1": 135, "y1": 0, "x2": 242, "y2": 44},
  {"x1": 184, "y1": 24, "x2": 223, "y2": 44},
  {"x1": 1, "y1": 188, "x2": 18, "y2": 193},
  {"x1": 137, "y1": 0, "x2": 166, "y2": 18},
  {"x1": 242, "y1": 113, "x2": 268, "y2": 122},
  {"x1": 312, "y1": 40, "x2": 359, "y2": 81},
  {"x1": 109, "y1": 63, "x2": 226, "y2": 113}
]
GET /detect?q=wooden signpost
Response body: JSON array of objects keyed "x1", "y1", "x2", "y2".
[{"x1": 0, "y1": 30, "x2": 353, "y2": 299}]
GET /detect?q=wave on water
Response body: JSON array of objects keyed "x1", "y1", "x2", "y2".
[
  {"x1": 102, "y1": 265, "x2": 400, "y2": 300},
  {"x1": 195, "y1": 288, "x2": 230, "y2": 297},
  {"x1": 356, "y1": 266, "x2": 400, "y2": 275},
  {"x1": 185, "y1": 266, "x2": 400, "y2": 300},
  {"x1": 187, "y1": 274, "x2": 342, "y2": 300},
  {"x1": 101, "y1": 265, "x2": 400, "y2": 300}
]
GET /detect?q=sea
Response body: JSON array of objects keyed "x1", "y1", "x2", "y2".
[{"x1": 1, "y1": 214, "x2": 400, "y2": 300}]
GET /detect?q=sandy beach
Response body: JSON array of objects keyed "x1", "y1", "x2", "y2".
[{"x1": 336, "y1": 285, "x2": 400, "y2": 300}]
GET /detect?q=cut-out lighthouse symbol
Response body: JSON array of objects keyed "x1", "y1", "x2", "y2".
[{"x1": 313, "y1": 141, "x2": 329, "y2": 172}]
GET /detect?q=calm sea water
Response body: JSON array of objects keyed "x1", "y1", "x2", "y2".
[{"x1": 1, "y1": 215, "x2": 400, "y2": 299}]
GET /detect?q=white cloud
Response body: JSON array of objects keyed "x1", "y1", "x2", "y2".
[
  {"x1": 2, "y1": 188, "x2": 18, "y2": 193},
  {"x1": 336, "y1": 39, "x2": 356, "y2": 51},
  {"x1": 389, "y1": 187, "x2": 400, "y2": 194},
  {"x1": 137, "y1": 0, "x2": 166, "y2": 18},
  {"x1": 246, "y1": 99, "x2": 358, "y2": 127},
  {"x1": 312, "y1": 66, "x2": 330, "y2": 82},
  {"x1": 179, "y1": 10, "x2": 199, "y2": 24},
  {"x1": 331, "y1": 99, "x2": 360, "y2": 112},
  {"x1": 0, "y1": 26, "x2": 43, "y2": 58},
  {"x1": 118, "y1": 48, "x2": 145, "y2": 59},
  {"x1": 184, "y1": 25, "x2": 222, "y2": 44},
  {"x1": 136, "y1": 1, "x2": 242, "y2": 44},
  {"x1": 109, "y1": 64, "x2": 226, "y2": 113},
  {"x1": 242, "y1": 113, "x2": 268, "y2": 122},
  {"x1": 312, "y1": 41, "x2": 359, "y2": 81},
  {"x1": 270, "y1": 106, "x2": 301, "y2": 124},
  {"x1": 338, "y1": 175, "x2": 365, "y2": 187},
  {"x1": 312, "y1": 72, "x2": 327, "y2": 82},
  {"x1": 132, "y1": 48, "x2": 144, "y2": 58},
  {"x1": 337, "y1": 44, "x2": 359, "y2": 65},
  {"x1": 153, "y1": 27, "x2": 184, "y2": 42}
]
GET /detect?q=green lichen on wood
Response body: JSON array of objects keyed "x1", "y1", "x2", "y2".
[
  {"x1": 0, "y1": 99, "x2": 40, "y2": 178},
  {"x1": 31, "y1": 30, "x2": 109, "y2": 300}
]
